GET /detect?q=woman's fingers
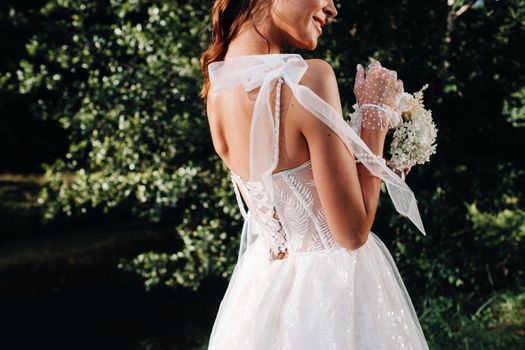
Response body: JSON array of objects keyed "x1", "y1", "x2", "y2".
[
  {"x1": 370, "y1": 59, "x2": 381, "y2": 67},
  {"x1": 356, "y1": 63, "x2": 365, "y2": 78},
  {"x1": 367, "y1": 60, "x2": 382, "y2": 73},
  {"x1": 354, "y1": 64, "x2": 365, "y2": 90},
  {"x1": 357, "y1": 61, "x2": 405, "y2": 107},
  {"x1": 396, "y1": 79, "x2": 404, "y2": 91},
  {"x1": 388, "y1": 69, "x2": 397, "y2": 81}
]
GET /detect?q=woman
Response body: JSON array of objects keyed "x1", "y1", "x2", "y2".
[{"x1": 200, "y1": 0, "x2": 430, "y2": 349}]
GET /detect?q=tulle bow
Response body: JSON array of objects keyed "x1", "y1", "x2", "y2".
[{"x1": 208, "y1": 54, "x2": 427, "y2": 241}]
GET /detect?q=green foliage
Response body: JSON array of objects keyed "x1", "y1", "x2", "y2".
[
  {"x1": 118, "y1": 161, "x2": 243, "y2": 291},
  {"x1": 420, "y1": 288, "x2": 525, "y2": 349},
  {"x1": 2, "y1": 0, "x2": 524, "y2": 301},
  {"x1": 386, "y1": 162, "x2": 525, "y2": 303},
  {"x1": 315, "y1": 0, "x2": 525, "y2": 303},
  {"x1": 4, "y1": 0, "x2": 214, "y2": 222},
  {"x1": 503, "y1": 86, "x2": 525, "y2": 127},
  {"x1": 0, "y1": 175, "x2": 43, "y2": 238},
  {"x1": 2, "y1": 0, "x2": 243, "y2": 289}
]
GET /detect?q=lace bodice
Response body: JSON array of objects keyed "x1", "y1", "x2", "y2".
[
  {"x1": 231, "y1": 158, "x2": 339, "y2": 261},
  {"x1": 208, "y1": 54, "x2": 430, "y2": 350},
  {"x1": 209, "y1": 53, "x2": 425, "y2": 263}
]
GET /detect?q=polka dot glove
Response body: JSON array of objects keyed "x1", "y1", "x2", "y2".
[{"x1": 353, "y1": 60, "x2": 404, "y2": 130}]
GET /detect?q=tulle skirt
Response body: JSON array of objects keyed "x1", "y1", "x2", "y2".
[{"x1": 207, "y1": 232, "x2": 429, "y2": 350}]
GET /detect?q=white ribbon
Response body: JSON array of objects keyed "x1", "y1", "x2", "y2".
[{"x1": 209, "y1": 54, "x2": 426, "y2": 237}]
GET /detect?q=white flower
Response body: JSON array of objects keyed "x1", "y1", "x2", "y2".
[
  {"x1": 389, "y1": 85, "x2": 437, "y2": 171},
  {"x1": 347, "y1": 83, "x2": 437, "y2": 177},
  {"x1": 398, "y1": 92, "x2": 414, "y2": 113}
]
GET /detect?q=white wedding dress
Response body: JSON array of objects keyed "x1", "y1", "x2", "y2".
[{"x1": 206, "y1": 54, "x2": 430, "y2": 349}]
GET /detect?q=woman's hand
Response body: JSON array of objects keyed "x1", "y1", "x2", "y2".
[
  {"x1": 354, "y1": 60, "x2": 404, "y2": 107},
  {"x1": 386, "y1": 158, "x2": 412, "y2": 179},
  {"x1": 353, "y1": 60, "x2": 404, "y2": 131}
]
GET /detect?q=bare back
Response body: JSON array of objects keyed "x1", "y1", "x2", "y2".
[
  {"x1": 205, "y1": 53, "x2": 426, "y2": 257},
  {"x1": 206, "y1": 60, "x2": 326, "y2": 181}
]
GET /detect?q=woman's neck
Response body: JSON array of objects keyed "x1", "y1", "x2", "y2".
[{"x1": 226, "y1": 17, "x2": 289, "y2": 58}]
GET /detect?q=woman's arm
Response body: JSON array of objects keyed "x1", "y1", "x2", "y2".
[
  {"x1": 354, "y1": 126, "x2": 387, "y2": 244},
  {"x1": 297, "y1": 59, "x2": 390, "y2": 250}
]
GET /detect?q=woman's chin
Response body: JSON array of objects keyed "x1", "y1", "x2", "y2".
[
  {"x1": 304, "y1": 40, "x2": 318, "y2": 51},
  {"x1": 284, "y1": 29, "x2": 319, "y2": 51},
  {"x1": 294, "y1": 37, "x2": 318, "y2": 51},
  {"x1": 307, "y1": 44, "x2": 318, "y2": 51}
]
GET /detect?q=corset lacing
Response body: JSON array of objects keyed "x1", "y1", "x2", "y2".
[
  {"x1": 249, "y1": 183, "x2": 288, "y2": 260},
  {"x1": 267, "y1": 76, "x2": 288, "y2": 260},
  {"x1": 229, "y1": 176, "x2": 288, "y2": 261}
]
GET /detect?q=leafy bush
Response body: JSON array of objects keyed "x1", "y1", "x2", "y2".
[
  {"x1": 1, "y1": 0, "x2": 524, "y2": 299},
  {"x1": 420, "y1": 288, "x2": 525, "y2": 349},
  {"x1": 1, "y1": 0, "x2": 244, "y2": 289}
]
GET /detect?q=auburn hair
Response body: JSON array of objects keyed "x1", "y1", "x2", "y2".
[{"x1": 200, "y1": 0, "x2": 272, "y2": 105}]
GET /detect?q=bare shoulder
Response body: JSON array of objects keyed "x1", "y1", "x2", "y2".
[
  {"x1": 292, "y1": 58, "x2": 343, "y2": 138},
  {"x1": 303, "y1": 58, "x2": 336, "y2": 77},
  {"x1": 299, "y1": 59, "x2": 343, "y2": 117},
  {"x1": 300, "y1": 59, "x2": 339, "y2": 102}
]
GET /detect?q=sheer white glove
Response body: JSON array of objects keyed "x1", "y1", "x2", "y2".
[{"x1": 353, "y1": 60, "x2": 404, "y2": 130}]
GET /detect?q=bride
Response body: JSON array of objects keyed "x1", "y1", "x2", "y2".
[{"x1": 200, "y1": 0, "x2": 430, "y2": 349}]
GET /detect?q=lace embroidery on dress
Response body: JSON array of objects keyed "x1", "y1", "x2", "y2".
[
  {"x1": 212, "y1": 52, "x2": 426, "y2": 265},
  {"x1": 207, "y1": 53, "x2": 430, "y2": 350}
]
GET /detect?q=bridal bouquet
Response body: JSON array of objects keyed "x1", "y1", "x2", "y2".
[{"x1": 348, "y1": 84, "x2": 438, "y2": 180}]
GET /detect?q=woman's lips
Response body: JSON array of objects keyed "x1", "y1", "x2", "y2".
[{"x1": 312, "y1": 17, "x2": 323, "y2": 35}]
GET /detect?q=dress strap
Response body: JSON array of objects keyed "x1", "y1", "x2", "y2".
[
  {"x1": 230, "y1": 76, "x2": 288, "y2": 261},
  {"x1": 271, "y1": 77, "x2": 284, "y2": 174},
  {"x1": 267, "y1": 77, "x2": 288, "y2": 259}
]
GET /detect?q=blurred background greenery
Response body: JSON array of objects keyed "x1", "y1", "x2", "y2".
[{"x1": 0, "y1": 0, "x2": 524, "y2": 349}]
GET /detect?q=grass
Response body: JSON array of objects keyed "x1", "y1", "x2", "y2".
[
  {"x1": 138, "y1": 289, "x2": 525, "y2": 350},
  {"x1": 0, "y1": 175, "x2": 43, "y2": 238},
  {"x1": 420, "y1": 288, "x2": 525, "y2": 350},
  {"x1": 1, "y1": 175, "x2": 523, "y2": 349}
]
